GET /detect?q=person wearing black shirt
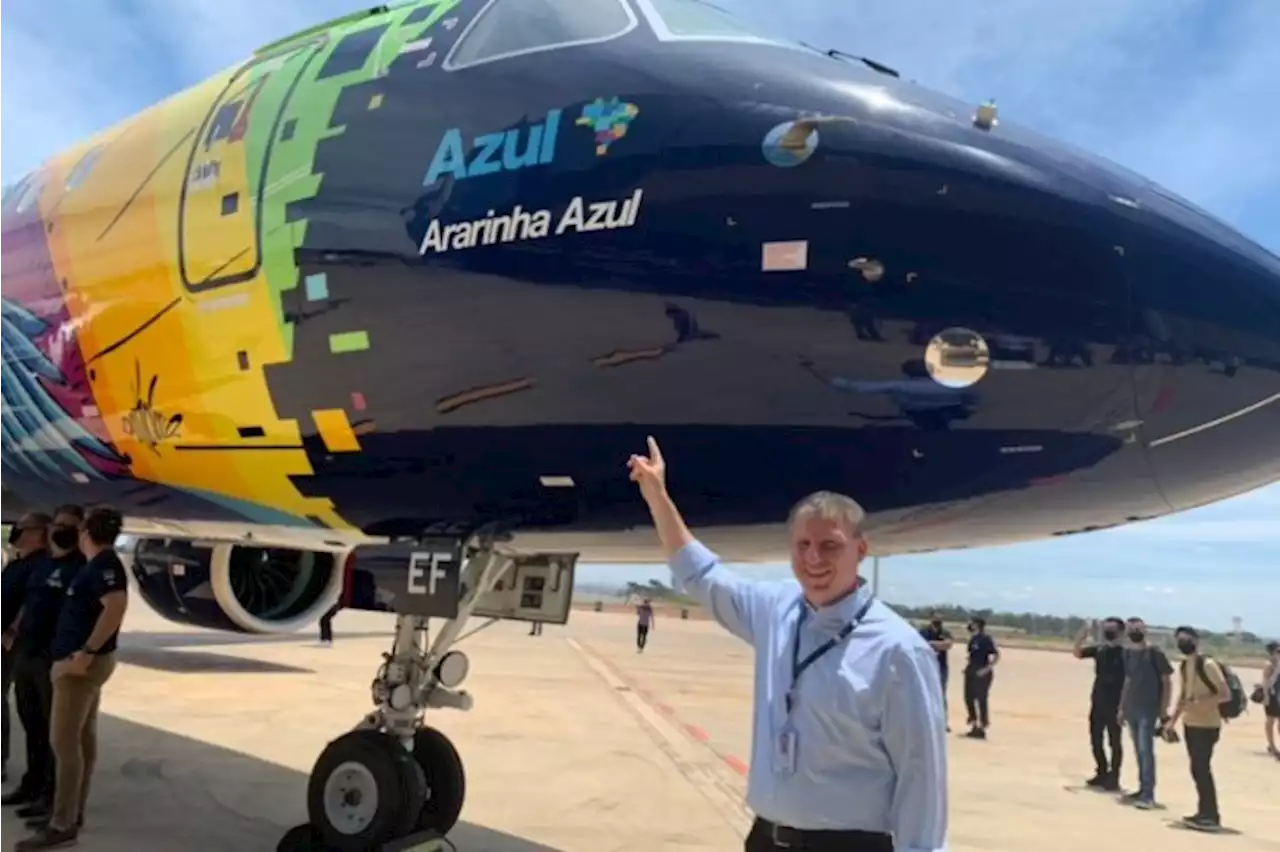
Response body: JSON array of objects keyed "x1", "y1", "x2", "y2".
[
  {"x1": 17, "y1": 507, "x2": 129, "y2": 852},
  {"x1": 1073, "y1": 617, "x2": 1127, "y2": 790},
  {"x1": 1, "y1": 513, "x2": 53, "y2": 786},
  {"x1": 5, "y1": 506, "x2": 87, "y2": 815},
  {"x1": 963, "y1": 617, "x2": 999, "y2": 739},
  {"x1": 919, "y1": 611, "x2": 955, "y2": 730}
]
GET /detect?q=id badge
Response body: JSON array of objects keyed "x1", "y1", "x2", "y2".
[{"x1": 775, "y1": 723, "x2": 798, "y2": 776}]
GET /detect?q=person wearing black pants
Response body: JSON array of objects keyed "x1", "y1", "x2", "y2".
[
  {"x1": 2, "y1": 514, "x2": 55, "y2": 787},
  {"x1": 1167, "y1": 627, "x2": 1228, "y2": 831},
  {"x1": 919, "y1": 612, "x2": 954, "y2": 731},
  {"x1": 635, "y1": 599, "x2": 654, "y2": 653},
  {"x1": 318, "y1": 602, "x2": 341, "y2": 644},
  {"x1": 963, "y1": 617, "x2": 998, "y2": 739},
  {"x1": 1073, "y1": 617, "x2": 1127, "y2": 790}
]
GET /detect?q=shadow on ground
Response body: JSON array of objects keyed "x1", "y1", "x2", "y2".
[
  {"x1": 114, "y1": 646, "x2": 315, "y2": 675},
  {"x1": 1, "y1": 714, "x2": 563, "y2": 852},
  {"x1": 123, "y1": 630, "x2": 392, "y2": 650}
]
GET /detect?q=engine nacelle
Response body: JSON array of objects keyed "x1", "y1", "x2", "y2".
[{"x1": 123, "y1": 536, "x2": 345, "y2": 634}]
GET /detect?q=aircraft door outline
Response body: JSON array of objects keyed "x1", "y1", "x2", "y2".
[{"x1": 177, "y1": 36, "x2": 329, "y2": 294}]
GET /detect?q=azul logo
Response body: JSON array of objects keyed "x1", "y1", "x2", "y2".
[
  {"x1": 422, "y1": 97, "x2": 640, "y2": 186},
  {"x1": 576, "y1": 97, "x2": 640, "y2": 156},
  {"x1": 418, "y1": 189, "x2": 643, "y2": 255}
]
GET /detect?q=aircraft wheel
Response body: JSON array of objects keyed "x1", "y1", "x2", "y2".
[
  {"x1": 412, "y1": 726, "x2": 466, "y2": 836},
  {"x1": 307, "y1": 729, "x2": 425, "y2": 851}
]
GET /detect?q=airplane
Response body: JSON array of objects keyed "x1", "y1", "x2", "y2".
[{"x1": 3, "y1": 0, "x2": 1279, "y2": 848}]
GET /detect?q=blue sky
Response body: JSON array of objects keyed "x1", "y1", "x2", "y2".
[{"x1": 2, "y1": 0, "x2": 1277, "y2": 632}]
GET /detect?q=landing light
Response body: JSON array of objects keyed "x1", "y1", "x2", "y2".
[{"x1": 435, "y1": 650, "x2": 469, "y2": 688}]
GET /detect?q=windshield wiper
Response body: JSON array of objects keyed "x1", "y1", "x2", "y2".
[{"x1": 811, "y1": 44, "x2": 902, "y2": 79}]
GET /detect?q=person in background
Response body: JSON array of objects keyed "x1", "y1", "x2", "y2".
[
  {"x1": 962, "y1": 617, "x2": 998, "y2": 739},
  {"x1": 528, "y1": 620, "x2": 543, "y2": 636},
  {"x1": 1, "y1": 514, "x2": 53, "y2": 786},
  {"x1": 317, "y1": 601, "x2": 341, "y2": 645},
  {"x1": 1072, "y1": 616, "x2": 1126, "y2": 790},
  {"x1": 17, "y1": 506, "x2": 130, "y2": 851},
  {"x1": 1165, "y1": 626, "x2": 1229, "y2": 832},
  {"x1": 636, "y1": 598, "x2": 655, "y2": 653},
  {"x1": 4, "y1": 506, "x2": 86, "y2": 818},
  {"x1": 628, "y1": 437, "x2": 946, "y2": 852},
  {"x1": 1258, "y1": 641, "x2": 1280, "y2": 760},
  {"x1": 919, "y1": 611, "x2": 954, "y2": 731},
  {"x1": 1116, "y1": 616, "x2": 1173, "y2": 810}
]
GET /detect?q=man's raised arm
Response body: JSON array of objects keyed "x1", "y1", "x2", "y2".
[{"x1": 629, "y1": 437, "x2": 769, "y2": 645}]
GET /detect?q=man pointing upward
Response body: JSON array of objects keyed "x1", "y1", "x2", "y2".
[{"x1": 628, "y1": 437, "x2": 948, "y2": 852}]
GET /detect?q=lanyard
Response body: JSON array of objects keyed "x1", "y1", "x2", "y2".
[{"x1": 785, "y1": 594, "x2": 875, "y2": 715}]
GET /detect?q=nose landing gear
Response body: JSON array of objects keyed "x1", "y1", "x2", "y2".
[{"x1": 276, "y1": 537, "x2": 576, "y2": 852}]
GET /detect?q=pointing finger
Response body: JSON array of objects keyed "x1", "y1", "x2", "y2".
[{"x1": 646, "y1": 435, "x2": 662, "y2": 463}]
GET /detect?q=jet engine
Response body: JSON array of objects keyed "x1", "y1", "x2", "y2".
[{"x1": 123, "y1": 536, "x2": 346, "y2": 634}]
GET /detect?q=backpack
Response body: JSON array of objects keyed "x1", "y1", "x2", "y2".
[{"x1": 1184, "y1": 656, "x2": 1247, "y2": 721}]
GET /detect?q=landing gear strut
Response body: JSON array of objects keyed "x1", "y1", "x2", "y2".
[{"x1": 279, "y1": 541, "x2": 513, "y2": 852}]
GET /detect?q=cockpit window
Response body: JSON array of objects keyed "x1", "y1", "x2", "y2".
[
  {"x1": 636, "y1": 0, "x2": 806, "y2": 48},
  {"x1": 445, "y1": 0, "x2": 636, "y2": 70}
]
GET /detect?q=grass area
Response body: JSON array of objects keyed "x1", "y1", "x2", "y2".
[{"x1": 572, "y1": 600, "x2": 1269, "y2": 667}]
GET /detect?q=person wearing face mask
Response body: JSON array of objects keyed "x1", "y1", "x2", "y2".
[
  {"x1": 17, "y1": 506, "x2": 129, "y2": 851},
  {"x1": 1260, "y1": 641, "x2": 1280, "y2": 760},
  {"x1": 1116, "y1": 616, "x2": 1173, "y2": 810},
  {"x1": 1165, "y1": 627, "x2": 1229, "y2": 832},
  {"x1": 919, "y1": 611, "x2": 954, "y2": 731},
  {"x1": 1, "y1": 513, "x2": 53, "y2": 786},
  {"x1": 4, "y1": 506, "x2": 87, "y2": 818},
  {"x1": 1072, "y1": 617, "x2": 1126, "y2": 790},
  {"x1": 962, "y1": 617, "x2": 999, "y2": 739},
  {"x1": 629, "y1": 437, "x2": 947, "y2": 852}
]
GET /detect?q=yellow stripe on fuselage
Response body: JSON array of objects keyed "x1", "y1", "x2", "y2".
[{"x1": 38, "y1": 68, "x2": 345, "y2": 528}]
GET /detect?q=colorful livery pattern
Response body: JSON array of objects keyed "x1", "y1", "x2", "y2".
[{"x1": 1, "y1": 0, "x2": 464, "y2": 531}]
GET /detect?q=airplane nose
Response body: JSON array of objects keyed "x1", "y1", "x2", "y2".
[
  {"x1": 1118, "y1": 188, "x2": 1280, "y2": 510},
  {"x1": 816, "y1": 75, "x2": 1280, "y2": 514}
]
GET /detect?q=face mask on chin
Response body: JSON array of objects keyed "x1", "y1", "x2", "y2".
[{"x1": 1127, "y1": 630, "x2": 1145, "y2": 643}]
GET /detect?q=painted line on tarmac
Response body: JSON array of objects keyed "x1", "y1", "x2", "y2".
[
  {"x1": 567, "y1": 639, "x2": 752, "y2": 780},
  {"x1": 565, "y1": 638, "x2": 752, "y2": 837}
]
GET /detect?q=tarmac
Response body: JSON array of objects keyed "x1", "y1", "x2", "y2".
[{"x1": 2, "y1": 606, "x2": 1278, "y2": 852}]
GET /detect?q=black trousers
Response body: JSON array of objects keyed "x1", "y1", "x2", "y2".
[
  {"x1": 1, "y1": 646, "x2": 12, "y2": 766},
  {"x1": 1089, "y1": 702, "x2": 1123, "y2": 777},
  {"x1": 963, "y1": 669, "x2": 992, "y2": 727},
  {"x1": 636, "y1": 624, "x2": 650, "y2": 650},
  {"x1": 745, "y1": 819, "x2": 893, "y2": 852},
  {"x1": 13, "y1": 654, "x2": 54, "y2": 797},
  {"x1": 1184, "y1": 726, "x2": 1220, "y2": 821},
  {"x1": 318, "y1": 604, "x2": 341, "y2": 642}
]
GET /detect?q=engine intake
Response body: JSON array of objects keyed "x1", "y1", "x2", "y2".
[{"x1": 125, "y1": 537, "x2": 345, "y2": 634}]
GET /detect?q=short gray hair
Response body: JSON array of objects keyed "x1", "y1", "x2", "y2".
[{"x1": 787, "y1": 491, "x2": 866, "y2": 536}]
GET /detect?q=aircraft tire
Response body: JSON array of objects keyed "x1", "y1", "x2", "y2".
[
  {"x1": 411, "y1": 726, "x2": 466, "y2": 836},
  {"x1": 307, "y1": 729, "x2": 425, "y2": 851}
]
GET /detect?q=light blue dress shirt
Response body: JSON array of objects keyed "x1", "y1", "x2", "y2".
[{"x1": 670, "y1": 540, "x2": 948, "y2": 852}]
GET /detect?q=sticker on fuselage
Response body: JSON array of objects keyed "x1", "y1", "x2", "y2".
[{"x1": 761, "y1": 240, "x2": 809, "y2": 271}]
